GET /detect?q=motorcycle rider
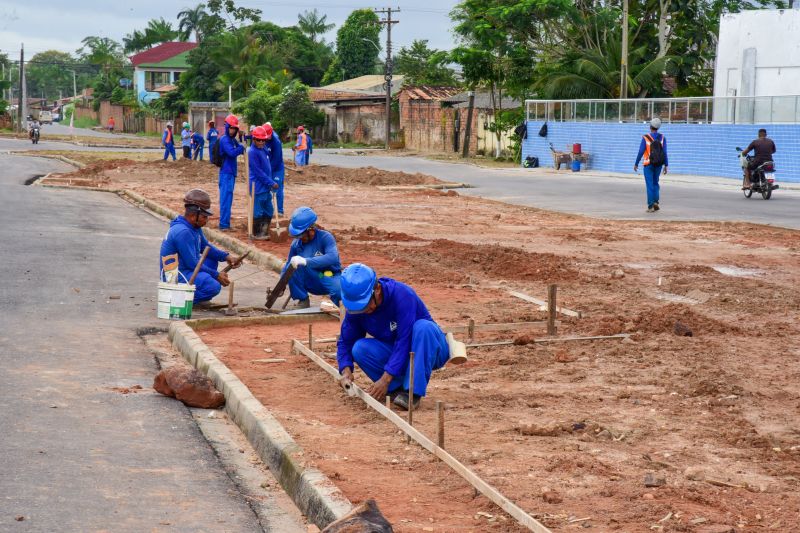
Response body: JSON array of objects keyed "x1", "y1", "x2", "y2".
[
  {"x1": 28, "y1": 119, "x2": 40, "y2": 141},
  {"x1": 742, "y1": 129, "x2": 776, "y2": 190}
]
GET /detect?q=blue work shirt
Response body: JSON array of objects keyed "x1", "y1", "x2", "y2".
[
  {"x1": 181, "y1": 129, "x2": 192, "y2": 147},
  {"x1": 159, "y1": 216, "x2": 229, "y2": 281},
  {"x1": 248, "y1": 144, "x2": 276, "y2": 194},
  {"x1": 635, "y1": 131, "x2": 669, "y2": 167},
  {"x1": 206, "y1": 127, "x2": 219, "y2": 148},
  {"x1": 337, "y1": 278, "x2": 435, "y2": 377},
  {"x1": 191, "y1": 132, "x2": 204, "y2": 147},
  {"x1": 219, "y1": 124, "x2": 245, "y2": 176},
  {"x1": 266, "y1": 136, "x2": 284, "y2": 173},
  {"x1": 283, "y1": 229, "x2": 341, "y2": 274}
]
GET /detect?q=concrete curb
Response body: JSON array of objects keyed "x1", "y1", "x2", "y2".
[{"x1": 168, "y1": 321, "x2": 352, "y2": 528}]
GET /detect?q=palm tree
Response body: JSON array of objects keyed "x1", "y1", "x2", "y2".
[
  {"x1": 123, "y1": 30, "x2": 148, "y2": 54},
  {"x1": 209, "y1": 31, "x2": 274, "y2": 97},
  {"x1": 144, "y1": 18, "x2": 181, "y2": 46},
  {"x1": 178, "y1": 4, "x2": 208, "y2": 43},
  {"x1": 297, "y1": 9, "x2": 334, "y2": 43}
]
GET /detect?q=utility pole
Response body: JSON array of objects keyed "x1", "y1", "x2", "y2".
[
  {"x1": 620, "y1": 0, "x2": 629, "y2": 99},
  {"x1": 376, "y1": 7, "x2": 399, "y2": 150},
  {"x1": 17, "y1": 44, "x2": 24, "y2": 133},
  {"x1": 461, "y1": 91, "x2": 475, "y2": 158}
]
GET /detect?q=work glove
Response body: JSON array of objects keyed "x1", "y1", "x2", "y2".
[{"x1": 290, "y1": 256, "x2": 307, "y2": 268}]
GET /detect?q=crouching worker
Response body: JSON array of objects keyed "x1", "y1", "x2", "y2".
[
  {"x1": 337, "y1": 263, "x2": 450, "y2": 410},
  {"x1": 248, "y1": 126, "x2": 279, "y2": 239},
  {"x1": 159, "y1": 189, "x2": 242, "y2": 303},
  {"x1": 280, "y1": 207, "x2": 342, "y2": 308}
]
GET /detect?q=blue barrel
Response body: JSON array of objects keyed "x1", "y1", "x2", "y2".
[{"x1": 571, "y1": 159, "x2": 581, "y2": 172}]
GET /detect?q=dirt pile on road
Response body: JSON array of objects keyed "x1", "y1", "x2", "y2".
[
  {"x1": 632, "y1": 303, "x2": 740, "y2": 335},
  {"x1": 291, "y1": 165, "x2": 442, "y2": 186}
]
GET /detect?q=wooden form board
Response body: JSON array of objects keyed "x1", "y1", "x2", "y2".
[
  {"x1": 291, "y1": 339, "x2": 551, "y2": 533},
  {"x1": 509, "y1": 290, "x2": 583, "y2": 318}
]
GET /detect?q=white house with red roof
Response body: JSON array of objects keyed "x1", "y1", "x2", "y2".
[{"x1": 130, "y1": 42, "x2": 197, "y2": 104}]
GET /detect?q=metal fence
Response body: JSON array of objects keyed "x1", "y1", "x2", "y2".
[{"x1": 526, "y1": 95, "x2": 800, "y2": 125}]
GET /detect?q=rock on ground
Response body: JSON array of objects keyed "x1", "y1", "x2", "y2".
[
  {"x1": 153, "y1": 366, "x2": 225, "y2": 409},
  {"x1": 321, "y1": 499, "x2": 393, "y2": 533}
]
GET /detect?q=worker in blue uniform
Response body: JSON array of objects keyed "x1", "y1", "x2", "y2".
[
  {"x1": 217, "y1": 114, "x2": 245, "y2": 231},
  {"x1": 206, "y1": 121, "x2": 219, "y2": 164},
  {"x1": 159, "y1": 189, "x2": 241, "y2": 302},
  {"x1": 262, "y1": 122, "x2": 285, "y2": 216},
  {"x1": 191, "y1": 129, "x2": 205, "y2": 160},
  {"x1": 248, "y1": 126, "x2": 279, "y2": 239},
  {"x1": 161, "y1": 122, "x2": 176, "y2": 161},
  {"x1": 278, "y1": 207, "x2": 341, "y2": 308},
  {"x1": 336, "y1": 263, "x2": 450, "y2": 410}
]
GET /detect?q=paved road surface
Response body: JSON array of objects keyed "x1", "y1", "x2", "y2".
[
  {"x1": 0, "y1": 137, "x2": 156, "y2": 153},
  {"x1": 0, "y1": 153, "x2": 300, "y2": 531},
  {"x1": 44, "y1": 122, "x2": 141, "y2": 139},
  {"x1": 313, "y1": 150, "x2": 800, "y2": 230}
]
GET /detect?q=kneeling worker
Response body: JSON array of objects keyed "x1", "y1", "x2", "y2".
[
  {"x1": 337, "y1": 263, "x2": 450, "y2": 410},
  {"x1": 160, "y1": 189, "x2": 241, "y2": 302},
  {"x1": 281, "y1": 207, "x2": 342, "y2": 307}
]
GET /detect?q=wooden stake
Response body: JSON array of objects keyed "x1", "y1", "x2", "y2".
[
  {"x1": 547, "y1": 284, "x2": 557, "y2": 336},
  {"x1": 225, "y1": 281, "x2": 236, "y2": 316},
  {"x1": 188, "y1": 246, "x2": 210, "y2": 285},
  {"x1": 467, "y1": 318, "x2": 475, "y2": 343},
  {"x1": 436, "y1": 400, "x2": 445, "y2": 449},
  {"x1": 407, "y1": 351, "x2": 415, "y2": 443},
  {"x1": 308, "y1": 323, "x2": 314, "y2": 352},
  {"x1": 386, "y1": 395, "x2": 391, "y2": 410},
  {"x1": 509, "y1": 290, "x2": 583, "y2": 318},
  {"x1": 248, "y1": 181, "x2": 255, "y2": 239}
]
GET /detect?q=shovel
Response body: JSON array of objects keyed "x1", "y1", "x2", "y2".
[{"x1": 268, "y1": 193, "x2": 288, "y2": 243}]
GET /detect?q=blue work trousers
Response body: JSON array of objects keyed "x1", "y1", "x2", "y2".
[
  {"x1": 253, "y1": 191, "x2": 274, "y2": 219},
  {"x1": 643, "y1": 164, "x2": 662, "y2": 207},
  {"x1": 218, "y1": 172, "x2": 235, "y2": 229},
  {"x1": 288, "y1": 268, "x2": 341, "y2": 305},
  {"x1": 175, "y1": 258, "x2": 220, "y2": 303},
  {"x1": 193, "y1": 146, "x2": 204, "y2": 160},
  {"x1": 295, "y1": 150, "x2": 307, "y2": 166},
  {"x1": 273, "y1": 169, "x2": 285, "y2": 214},
  {"x1": 351, "y1": 320, "x2": 449, "y2": 397},
  {"x1": 163, "y1": 144, "x2": 176, "y2": 161}
]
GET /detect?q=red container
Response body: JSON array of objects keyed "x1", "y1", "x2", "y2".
[{"x1": 572, "y1": 143, "x2": 582, "y2": 154}]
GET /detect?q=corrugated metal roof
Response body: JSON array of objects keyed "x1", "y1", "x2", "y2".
[
  {"x1": 398, "y1": 86, "x2": 463, "y2": 101},
  {"x1": 130, "y1": 42, "x2": 197, "y2": 67},
  {"x1": 310, "y1": 88, "x2": 383, "y2": 103},
  {"x1": 444, "y1": 91, "x2": 522, "y2": 109},
  {"x1": 322, "y1": 75, "x2": 404, "y2": 92}
]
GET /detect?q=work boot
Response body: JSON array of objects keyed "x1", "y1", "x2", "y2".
[
  {"x1": 293, "y1": 298, "x2": 310, "y2": 309},
  {"x1": 393, "y1": 391, "x2": 421, "y2": 411},
  {"x1": 653, "y1": 202, "x2": 660, "y2": 211},
  {"x1": 253, "y1": 218, "x2": 270, "y2": 240}
]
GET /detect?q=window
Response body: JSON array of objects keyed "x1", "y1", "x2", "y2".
[{"x1": 145, "y1": 71, "x2": 171, "y2": 91}]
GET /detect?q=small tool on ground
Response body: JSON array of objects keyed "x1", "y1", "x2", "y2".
[
  {"x1": 220, "y1": 250, "x2": 251, "y2": 273},
  {"x1": 265, "y1": 264, "x2": 297, "y2": 309},
  {"x1": 269, "y1": 194, "x2": 288, "y2": 243}
]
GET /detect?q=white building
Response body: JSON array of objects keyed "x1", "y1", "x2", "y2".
[{"x1": 713, "y1": 9, "x2": 800, "y2": 122}]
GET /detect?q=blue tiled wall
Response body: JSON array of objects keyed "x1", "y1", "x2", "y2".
[{"x1": 522, "y1": 121, "x2": 800, "y2": 182}]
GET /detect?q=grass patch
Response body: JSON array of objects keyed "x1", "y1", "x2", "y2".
[
  {"x1": 72, "y1": 116, "x2": 99, "y2": 129},
  {"x1": 135, "y1": 131, "x2": 161, "y2": 137}
]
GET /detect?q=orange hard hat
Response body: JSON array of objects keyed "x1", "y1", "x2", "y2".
[
  {"x1": 224, "y1": 114, "x2": 239, "y2": 128},
  {"x1": 252, "y1": 126, "x2": 268, "y2": 140},
  {"x1": 262, "y1": 123, "x2": 274, "y2": 139}
]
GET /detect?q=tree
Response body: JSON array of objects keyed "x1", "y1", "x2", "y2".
[
  {"x1": 208, "y1": 30, "x2": 275, "y2": 98},
  {"x1": 26, "y1": 50, "x2": 76, "y2": 100},
  {"x1": 249, "y1": 22, "x2": 333, "y2": 86},
  {"x1": 297, "y1": 9, "x2": 335, "y2": 43},
  {"x1": 321, "y1": 9, "x2": 380, "y2": 85},
  {"x1": 179, "y1": 39, "x2": 224, "y2": 102},
  {"x1": 232, "y1": 77, "x2": 285, "y2": 127},
  {"x1": 206, "y1": 0, "x2": 262, "y2": 28},
  {"x1": 76, "y1": 37, "x2": 129, "y2": 110},
  {"x1": 276, "y1": 81, "x2": 324, "y2": 133},
  {"x1": 395, "y1": 40, "x2": 457, "y2": 86},
  {"x1": 144, "y1": 18, "x2": 181, "y2": 45},
  {"x1": 178, "y1": 4, "x2": 209, "y2": 42},
  {"x1": 123, "y1": 30, "x2": 149, "y2": 54}
]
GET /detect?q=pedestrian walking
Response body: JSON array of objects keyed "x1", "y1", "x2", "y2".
[
  {"x1": 293, "y1": 126, "x2": 308, "y2": 166},
  {"x1": 634, "y1": 118, "x2": 669, "y2": 212},
  {"x1": 107, "y1": 116, "x2": 115, "y2": 134},
  {"x1": 161, "y1": 122, "x2": 176, "y2": 161}
]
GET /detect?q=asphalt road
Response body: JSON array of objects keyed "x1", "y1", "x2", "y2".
[
  {"x1": 0, "y1": 153, "x2": 280, "y2": 531},
  {"x1": 313, "y1": 150, "x2": 800, "y2": 230},
  {"x1": 0, "y1": 137, "x2": 156, "y2": 153},
  {"x1": 43, "y1": 122, "x2": 141, "y2": 139}
]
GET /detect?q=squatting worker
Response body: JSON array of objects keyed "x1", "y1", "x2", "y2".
[
  {"x1": 742, "y1": 128, "x2": 776, "y2": 190},
  {"x1": 337, "y1": 263, "x2": 450, "y2": 411},
  {"x1": 262, "y1": 123, "x2": 286, "y2": 217},
  {"x1": 278, "y1": 207, "x2": 342, "y2": 308},
  {"x1": 161, "y1": 122, "x2": 176, "y2": 161},
  {"x1": 634, "y1": 117, "x2": 669, "y2": 213},
  {"x1": 217, "y1": 114, "x2": 245, "y2": 231},
  {"x1": 159, "y1": 189, "x2": 241, "y2": 303},
  {"x1": 248, "y1": 126, "x2": 279, "y2": 239}
]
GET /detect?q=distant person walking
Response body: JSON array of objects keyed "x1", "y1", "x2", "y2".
[
  {"x1": 293, "y1": 126, "x2": 308, "y2": 166},
  {"x1": 181, "y1": 122, "x2": 192, "y2": 159},
  {"x1": 107, "y1": 116, "x2": 115, "y2": 134},
  {"x1": 161, "y1": 122, "x2": 176, "y2": 161},
  {"x1": 634, "y1": 118, "x2": 669, "y2": 213}
]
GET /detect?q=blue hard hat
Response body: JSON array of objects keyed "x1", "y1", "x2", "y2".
[
  {"x1": 341, "y1": 263, "x2": 377, "y2": 312},
  {"x1": 288, "y1": 206, "x2": 318, "y2": 237}
]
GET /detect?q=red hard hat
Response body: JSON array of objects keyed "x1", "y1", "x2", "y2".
[
  {"x1": 262, "y1": 123, "x2": 274, "y2": 139},
  {"x1": 252, "y1": 126, "x2": 268, "y2": 140},
  {"x1": 225, "y1": 114, "x2": 239, "y2": 128},
  {"x1": 297, "y1": 125, "x2": 304, "y2": 132}
]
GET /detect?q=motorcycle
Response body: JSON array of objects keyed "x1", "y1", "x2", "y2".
[
  {"x1": 736, "y1": 147, "x2": 778, "y2": 200},
  {"x1": 30, "y1": 125, "x2": 40, "y2": 144}
]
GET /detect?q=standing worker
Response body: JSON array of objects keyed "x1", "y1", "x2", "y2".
[
  {"x1": 279, "y1": 207, "x2": 342, "y2": 308},
  {"x1": 161, "y1": 122, "x2": 176, "y2": 161},
  {"x1": 181, "y1": 122, "x2": 192, "y2": 159},
  {"x1": 248, "y1": 126, "x2": 279, "y2": 239},
  {"x1": 191, "y1": 129, "x2": 205, "y2": 161},
  {"x1": 159, "y1": 189, "x2": 241, "y2": 303},
  {"x1": 304, "y1": 128, "x2": 313, "y2": 165},
  {"x1": 293, "y1": 126, "x2": 308, "y2": 166},
  {"x1": 263, "y1": 122, "x2": 286, "y2": 217},
  {"x1": 336, "y1": 263, "x2": 450, "y2": 410},
  {"x1": 217, "y1": 114, "x2": 245, "y2": 231},
  {"x1": 206, "y1": 121, "x2": 219, "y2": 164},
  {"x1": 634, "y1": 117, "x2": 669, "y2": 213}
]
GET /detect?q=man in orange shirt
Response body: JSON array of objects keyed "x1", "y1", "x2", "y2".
[{"x1": 293, "y1": 126, "x2": 308, "y2": 166}]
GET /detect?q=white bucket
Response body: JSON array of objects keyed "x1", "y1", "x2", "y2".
[{"x1": 157, "y1": 271, "x2": 195, "y2": 320}]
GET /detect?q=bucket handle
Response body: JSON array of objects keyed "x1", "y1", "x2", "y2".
[{"x1": 161, "y1": 268, "x2": 190, "y2": 285}]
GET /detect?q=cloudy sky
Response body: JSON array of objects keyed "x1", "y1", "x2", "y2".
[{"x1": 0, "y1": 1, "x2": 460, "y2": 59}]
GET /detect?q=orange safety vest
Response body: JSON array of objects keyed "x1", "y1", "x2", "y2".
[
  {"x1": 296, "y1": 133, "x2": 307, "y2": 151},
  {"x1": 164, "y1": 129, "x2": 173, "y2": 144},
  {"x1": 642, "y1": 134, "x2": 661, "y2": 166}
]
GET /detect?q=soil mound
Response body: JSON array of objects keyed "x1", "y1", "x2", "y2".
[
  {"x1": 632, "y1": 303, "x2": 739, "y2": 335},
  {"x1": 292, "y1": 165, "x2": 441, "y2": 186}
]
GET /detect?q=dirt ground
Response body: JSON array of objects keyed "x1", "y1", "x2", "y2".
[{"x1": 43, "y1": 156, "x2": 800, "y2": 531}]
